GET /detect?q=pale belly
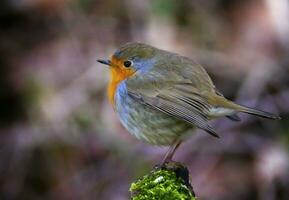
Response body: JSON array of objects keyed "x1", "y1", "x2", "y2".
[{"x1": 114, "y1": 82, "x2": 192, "y2": 145}]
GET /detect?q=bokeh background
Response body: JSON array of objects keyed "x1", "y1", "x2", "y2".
[{"x1": 1, "y1": 0, "x2": 289, "y2": 199}]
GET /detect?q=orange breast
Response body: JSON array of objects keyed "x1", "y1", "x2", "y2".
[{"x1": 108, "y1": 57, "x2": 135, "y2": 106}]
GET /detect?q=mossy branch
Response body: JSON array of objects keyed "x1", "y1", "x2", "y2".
[{"x1": 130, "y1": 161, "x2": 196, "y2": 200}]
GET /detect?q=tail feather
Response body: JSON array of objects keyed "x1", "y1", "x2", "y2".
[
  {"x1": 237, "y1": 105, "x2": 281, "y2": 120},
  {"x1": 206, "y1": 94, "x2": 281, "y2": 120},
  {"x1": 226, "y1": 114, "x2": 241, "y2": 121}
]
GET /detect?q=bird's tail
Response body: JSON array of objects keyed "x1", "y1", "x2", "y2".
[
  {"x1": 235, "y1": 104, "x2": 281, "y2": 120},
  {"x1": 207, "y1": 94, "x2": 281, "y2": 120}
]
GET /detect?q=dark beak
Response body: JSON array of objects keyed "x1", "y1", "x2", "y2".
[{"x1": 97, "y1": 59, "x2": 111, "y2": 66}]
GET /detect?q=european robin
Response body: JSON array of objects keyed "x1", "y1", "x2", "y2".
[{"x1": 98, "y1": 42, "x2": 280, "y2": 162}]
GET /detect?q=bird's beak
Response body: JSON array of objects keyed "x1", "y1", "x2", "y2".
[{"x1": 97, "y1": 59, "x2": 111, "y2": 66}]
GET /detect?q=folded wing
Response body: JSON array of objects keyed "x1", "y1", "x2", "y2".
[{"x1": 127, "y1": 82, "x2": 219, "y2": 138}]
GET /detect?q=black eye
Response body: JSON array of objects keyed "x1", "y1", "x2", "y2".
[{"x1": 123, "y1": 60, "x2": 132, "y2": 68}]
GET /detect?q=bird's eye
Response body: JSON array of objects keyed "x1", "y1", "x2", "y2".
[{"x1": 123, "y1": 60, "x2": 132, "y2": 68}]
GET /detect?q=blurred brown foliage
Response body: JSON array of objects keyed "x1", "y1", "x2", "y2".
[{"x1": 0, "y1": 0, "x2": 289, "y2": 199}]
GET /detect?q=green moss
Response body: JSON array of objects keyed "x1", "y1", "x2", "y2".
[{"x1": 130, "y1": 165, "x2": 196, "y2": 200}]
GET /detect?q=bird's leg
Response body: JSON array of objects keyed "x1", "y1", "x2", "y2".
[{"x1": 161, "y1": 140, "x2": 182, "y2": 165}]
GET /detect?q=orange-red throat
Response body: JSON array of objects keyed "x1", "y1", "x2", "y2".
[{"x1": 108, "y1": 56, "x2": 135, "y2": 106}]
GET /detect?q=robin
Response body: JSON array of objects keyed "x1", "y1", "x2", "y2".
[{"x1": 98, "y1": 42, "x2": 280, "y2": 163}]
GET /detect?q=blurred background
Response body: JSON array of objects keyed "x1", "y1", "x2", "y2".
[{"x1": 0, "y1": 0, "x2": 289, "y2": 199}]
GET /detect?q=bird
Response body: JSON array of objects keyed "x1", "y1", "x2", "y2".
[{"x1": 98, "y1": 42, "x2": 280, "y2": 163}]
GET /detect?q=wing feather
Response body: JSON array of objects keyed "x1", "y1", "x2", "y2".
[{"x1": 128, "y1": 89, "x2": 219, "y2": 138}]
